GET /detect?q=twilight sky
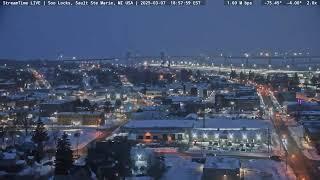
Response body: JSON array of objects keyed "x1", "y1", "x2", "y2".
[{"x1": 0, "y1": 1, "x2": 319, "y2": 60}]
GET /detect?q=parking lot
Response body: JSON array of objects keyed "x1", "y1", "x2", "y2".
[{"x1": 191, "y1": 140, "x2": 269, "y2": 153}]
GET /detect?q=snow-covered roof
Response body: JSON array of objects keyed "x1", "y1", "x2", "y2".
[
  {"x1": 300, "y1": 111, "x2": 320, "y2": 116},
  {"x1": 126, "y1": 177, "x2": 153, "y2": 180},
  {"x1": 204, "y1": 157, "x2": 240, "y2": 170},
  {"x1": 57, "y1": 111, "x2": 102, "y2": 116},
  {"x1": 195, "y1": 118, "x2": 271, "y2": 129},
  {"x1": 169, "y1": 96, "x2": 201, "y2": 102},
  {"x1": 40, "y1": 99, "x2": 70, "y2": 105},
  {"x1": 123, "y1": 120, "x2": 195, "y2": 129},
  {"x1": 2, "y1": 152, "x2": 17, "y2": 160},
  {"x1": 55, "y1": 85, "x2": 80, "y2": 89}
]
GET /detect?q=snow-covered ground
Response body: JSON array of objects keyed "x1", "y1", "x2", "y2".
[
  {"x1": 161, "y1": 154, "x2": 202, "y2": 180},
  {"x1": 242, "y1": 159, "x2": 296, "y2": 180},
  {"x1": 288, "y1": 125, "x2": 320, "y2": 161}
]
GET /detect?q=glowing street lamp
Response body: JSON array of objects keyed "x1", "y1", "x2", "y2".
[
  {"x1": 228, "y1": 133, "x2": 234, "y2": 139},
  {"x1": 256, "y1": 134, "x2": 261, "y2": 141},
  {"x1": 242, "y1": 134, "x2": 247, "y2": 140},
  {"x1": 192, "y1": 133, "x2": 197, "y2": 139},
  {"x1": 137, "y1": 154, "x2": 142, "y2": 161},
  {"x1": 203, "y1": 133, "x2": 208, "y2": 139}
]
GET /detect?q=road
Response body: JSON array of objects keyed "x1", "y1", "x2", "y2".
[{"x1": 262, "y1": 94, "x2": 320, "y2": 180}]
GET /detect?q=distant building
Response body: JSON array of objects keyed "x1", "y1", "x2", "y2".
[
  {"x1": 56, "y1": 111, "x2": 103, "y2": 125},
  {"x1": 145, "y1": 89, "x2": 165, "y2": 99},
  {"x1": 39, "y1": 100, "x2": 74, "y2": 117},
  {"x1": 215, "y1": 86, "x2": 260, "y2": 111},
  {"x1": 276, "y1": 92, "x2": 296, "y2": 106},
  {"x1": 0, "y1": 82, "x2": 17, "y2": 91}
]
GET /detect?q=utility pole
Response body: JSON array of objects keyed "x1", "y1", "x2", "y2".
[{"x1": 267, "y1": 128, "x2": 270, "y2": 153}]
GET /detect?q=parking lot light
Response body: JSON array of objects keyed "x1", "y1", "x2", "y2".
[
  {"x1": 256, "y1": 134, "x2": 261, "y2": 141},
  {"x1": 228, "y1": 133, "x2": 233, "y2": 139},
  {"x1": 242, "y1": 134, "x2": 247, "y2": 140},
  {"x1": 137, "y1": 154, "x2": 142, "y2": 161},
  {"x1": 192, "y1": 133, "x2": 197, "y2": 138},
  {"x1": 203, "y1": 133, "x2": 208, "y2": 139}
]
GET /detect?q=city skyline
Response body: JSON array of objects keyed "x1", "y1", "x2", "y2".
[{"x1": 0, "y1": 1, "x2": 320, "y2": 59}]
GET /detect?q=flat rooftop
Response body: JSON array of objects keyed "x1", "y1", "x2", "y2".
[
  {"x1": 194, "y1": 118, "x2": 271, "y2": 129},
  {"x1": 123, "y1": 118, "x2": 271, "y2": 130},
  {"x1": 123, "y1": 120, "x2": 195, "y2": 129},
  {"x1": 204, "y1": 157, "x2": 240, "y2": 170}
]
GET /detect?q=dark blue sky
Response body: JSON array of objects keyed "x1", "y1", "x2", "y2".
[{"x1": 0, "y1": 1, "x2": 319, "y2": 60}]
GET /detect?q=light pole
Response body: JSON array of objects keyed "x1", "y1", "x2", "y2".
[
  {"x1": 230, "y1": 101, "x2": 235, "y2": 114},
  {"x1": 74, "y1": 131, "x2": 81, "y2": 158}
]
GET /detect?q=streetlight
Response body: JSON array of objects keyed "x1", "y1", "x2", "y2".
[
  {"x1": 192, "y1": 133, "x2": 197, "y2": 139},
  {"x1": 242, "y1": 134, "x2": 247, "y2": 142},
  {"x1": 214, "y1": 133, "x2": 219, "y2": 139},
  {"x1": 137, "y1": 154, "x2": 142, "y2": 161},
  {"x1": 286, "y1": 65, "x2": 290, "y2": 69},
  {"x1": 203, "y1": 133, "x2": 208, "y2": 139},
  {"x1": 230, "y1": 101, "x2": 235, "y2": 113},
  {"x1": 256, "y1": 134, "x2": 261, "y2": 141},
  {"x1": 228, "y1": 133, "x2": 233, "y2": 140},
  {"x1": 74, "y1": 131, "x2": 81, "y2": 158}
]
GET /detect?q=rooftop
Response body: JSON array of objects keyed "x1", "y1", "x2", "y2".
[
  {"x1": 194, "y1": 118, "x2": 271, "y2": 129},
  {"x1": 123, "y1": 119, "x2": 194, "y2": 129},
  {"x1": 204, "y1": 157, "x2": 240, "y2": 170}
]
